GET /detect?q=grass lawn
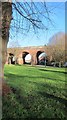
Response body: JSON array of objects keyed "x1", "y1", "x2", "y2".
[{"x1": 3, "y1": 65, "x2": 67, "y2": 119}]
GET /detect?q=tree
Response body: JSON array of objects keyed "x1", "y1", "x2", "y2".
[
  {"x1": 51, "y1": 45, "x2": 65, "y2": 66},
  {"x1": 0, "y1": 2, "x2": 12, "y2": 98},
  {"x1": 12, "y1": 2, "x2": 53, "y2": 30},
  {"x1": 47, "y1": 32, "x2": 66, "y2": 67}
]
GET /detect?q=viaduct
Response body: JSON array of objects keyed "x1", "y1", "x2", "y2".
[{"x1": 6, "y1": 46, "x2": 52, "y2": 65}]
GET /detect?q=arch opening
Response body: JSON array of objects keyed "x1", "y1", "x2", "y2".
[
  {"x1": 36, "y1": 51, "x2": 43, "y2": 65},
  {"x1": 8, "y1": 53, "x2": 16, "y2": 64},
  {"x1": 22, "y1": 52, "x2": 31, "y2": 64},
  {"x1": 36, "y1": 51, "x2": 47, "y2": 65}
]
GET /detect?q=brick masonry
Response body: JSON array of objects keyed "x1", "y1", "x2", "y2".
[{"x1": 6, "y1": 46, "x2": 51, "y2": 65}]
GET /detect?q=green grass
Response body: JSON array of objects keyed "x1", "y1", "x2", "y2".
[{"x1": 3, "y1": 65, "x2": 67, "y2": 119}]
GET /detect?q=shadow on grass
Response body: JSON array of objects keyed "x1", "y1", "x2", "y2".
[
  {"x1": 10, "y1": 86, "x2": 35, "y2": 110},
  {"x1": 37, "y1": 91, "x2": 67, "y2": 105},
  {"x1": 38, "y1": 68, "x2": 66, "y2": 74},
  {"x1": 4, "y1": 68, "x2": 66, "y2": 103},
  {"x1": 4, "y1": 70, "x2": 67, "y2": 118},
  {"x1": 5, "y1": 72, "x2": 66, "y2": 106},
  {"x1": 5, "y1": 72, "x2": 65, "y2": 83},
  {"x1": 10, "y1": 85, "x2": 67, "y2": 114},
  {"x1": 29, "y1": 81, "x2": 66, "y2": 93}
]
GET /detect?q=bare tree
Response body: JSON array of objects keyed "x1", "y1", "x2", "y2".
[
  {"x1": 8, "y1": 1, "x2": 55, "y2": 41},
  {"x1": 47, "y1": 32, "x2": 66, "y2": 67}
]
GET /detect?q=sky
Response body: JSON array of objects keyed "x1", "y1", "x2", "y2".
[{"x1": 7, "y1": 2, "x2": 65, "y2": 48}]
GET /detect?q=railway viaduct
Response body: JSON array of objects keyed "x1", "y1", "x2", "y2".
[{"x1": 6, "y1": 46, "x2": 52, "y2": 65}]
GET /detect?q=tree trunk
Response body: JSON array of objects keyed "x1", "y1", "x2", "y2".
[
  {"x1": 0, "y1": 2, "x2": 12, "y2": 95},
  {"x1": 59, "y1": 62, "x2": 61, "y2": 68}
]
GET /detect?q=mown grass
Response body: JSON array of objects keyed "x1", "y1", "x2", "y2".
[{"x1": 3, "y1": 65, "x2": 67, "y2": 119}]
